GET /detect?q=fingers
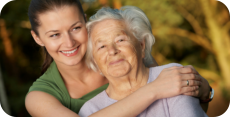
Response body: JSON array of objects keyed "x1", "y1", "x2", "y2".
[
  {"x1": 180, "y1": 74, "x2": 201, "y2": 81},
  {"x1": 183, "y1": 65, "x2": 199, "y2": 74},
  {"x1": 183, "y1": 90, "x2": 199, "y2": 97},
  {"x1": 181, "y1": 86, "x2": 199, "y2": 95},
  {"x1": 182, "y1": 80, "x2": 201, "y2": 87},
  {"x1": 178, "y1": 67, "x2": 197, "y2": 74},
  {"x1": 167, "y1": 66, "x2": 183, "y2": 69},
  {"x1": 164, "y1": 65, "x2": 198, "y2": 75}
]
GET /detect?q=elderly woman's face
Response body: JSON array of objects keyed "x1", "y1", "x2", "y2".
[{"x1": 91, "y1": 19, "x2": 145, "y2": 78}]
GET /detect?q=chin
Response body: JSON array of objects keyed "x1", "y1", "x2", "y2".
[
  {"x1": 58, "y1": 59, "x2": 83, "y2": 66},
  {"x1": 107, "y1": 64, "x2": 131, "y2": 78}
]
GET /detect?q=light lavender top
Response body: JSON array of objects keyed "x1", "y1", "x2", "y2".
[{"x1": 79, "y1": 63, "x2": 208, "y2": 117}]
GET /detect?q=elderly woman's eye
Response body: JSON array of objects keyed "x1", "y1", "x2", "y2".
[
  {"x1": 99, "y1": 45, "x2": 105, "y2": 49},
  {"x1": 118, "y1": 39, "x2": 124, "y2": 42}
]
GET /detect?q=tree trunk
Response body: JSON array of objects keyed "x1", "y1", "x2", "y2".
[
  {"x1": 200, "y1": 0, "x2": 230, "y2": 91},
  {"x1": 113, "y1": 0, "x2": 122, "y2": 9}
]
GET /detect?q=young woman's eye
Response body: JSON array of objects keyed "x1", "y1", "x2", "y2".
[
  {"x1": 73, "y1": 26, "x2": 81, "y2": 31},
  {"x1": 50, "y1": 33, "x2": 59, "y2": 37}
]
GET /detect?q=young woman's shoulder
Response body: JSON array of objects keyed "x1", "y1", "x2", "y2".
[
  {"x1": 25, "y1": 62, "x2": 79, "y2": 116},
  {"x1": 25, "y1": 91, "x2": 79, "y2": 117},
  {"x1": 28, "y1": 61, "x2": 67, "y2": 104}
]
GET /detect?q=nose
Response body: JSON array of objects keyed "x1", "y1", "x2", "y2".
[
  {"x1": 108, "y1": 44, "x2": 120, "y2": 56},
  {"x1": 64, "y1": 33, "x2": 76, "y2": 47}
]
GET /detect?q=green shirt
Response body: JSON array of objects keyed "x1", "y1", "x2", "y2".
[{"x1": 28, "y1": 61, "x2": 108, "y2": 113}]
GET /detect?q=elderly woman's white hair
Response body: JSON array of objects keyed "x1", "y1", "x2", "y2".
[{"x1": 86, "y1": 6, "x2": 155, "y2": 72}]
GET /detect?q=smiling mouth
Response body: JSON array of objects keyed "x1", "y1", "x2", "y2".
[
  {"x1": 109, "y1": 59, "x2": 124, "y2": 65},
  {"x1": 60, "y1": 45, "x2": 80, "y2": 57},
  {"x1": 61, "y1": 47, "x2": 78, "y2": 54},
  {"x1": 60, "y1": 46, "x2": 80, "y2": 54}
]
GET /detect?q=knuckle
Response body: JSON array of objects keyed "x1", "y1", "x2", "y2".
[
  {"x1": 176, "y1": 88, "x2": 181, "y2": 93},
  {"x1": 193, "y1": 86, "x2": 197, "y2": 90},
  {"x1": 187, "y1": 67, "x2": 193, "y2": 72},
  {"x1": 176, "y1": 75, "x2": 182, "y2": 80},
  {"x1": 191, "y1": 87, "x2": 195, "y2": 91},
  {"x1": 173, "y1": 69, "x2": 179, "y2": 74},
  {"x1": 176, "y1": 81, "x2": 182, "y2": 87},
  {"x1": 190, "y1": 80, "x2": 194, "y2": 85},
  {"x1": 196, "y1": 90, "x2": 199, "y2": 95},
  {"x1": 190, "y1": 74, "x2": 195, "y2": 79}
]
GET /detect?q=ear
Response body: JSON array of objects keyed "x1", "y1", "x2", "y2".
[
  {"x1": 140, "y1": 39, "x2": 146, "y2": 58},
  {"x1": 84, "y1": 14, "x2": 87, "y2": 22},
  {"x1": 31, "y1": 30, "x2": 44, "y2": 46}
]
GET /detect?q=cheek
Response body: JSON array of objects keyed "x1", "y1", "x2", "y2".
[
  {"x1": 43, "y1": 39, "x2": 62, "y2": 53},
  {"x1": 93, "y1": 51, "x2": 107, "y2": 69},
  {"x1": 121, "y1": 43, "x2": 138, "y2": 57},
  {"x1": 121, "y1": 45, "x2": 139, "y2": 65},
  {"x1": 77, "y1": 29, "x2": 88, "y2": 43}
]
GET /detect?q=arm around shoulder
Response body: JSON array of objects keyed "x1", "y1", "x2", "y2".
[{"x1": 25, "y1": 91, "x2": 80, "y2": 117}]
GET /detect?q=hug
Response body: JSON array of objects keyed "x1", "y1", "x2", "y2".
[{"x1": 25, "y1": 0, "x2": 213, "y2": 117}]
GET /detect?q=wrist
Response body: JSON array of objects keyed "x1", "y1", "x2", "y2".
[
  {"x1": 200, "y1": 86, "x2": 214, "y2": 103},
  {"x1": 200, "y1": 85, "x2": 210, "y2": 100},
  {"x1": 147, "y1": 81, "x2": 160, "y2": 101}
]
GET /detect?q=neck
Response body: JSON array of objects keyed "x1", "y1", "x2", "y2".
[
  {"x1": 55, "y1": 59, "x2": 91, "y2": 83},
  {"x1": 106, "y1": 64, "x2": 149, "y2": 100}
]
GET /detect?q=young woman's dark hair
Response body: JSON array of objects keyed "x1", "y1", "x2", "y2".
[{"x1": 28, "y1": 0, "x2": 86, "y2": 74}]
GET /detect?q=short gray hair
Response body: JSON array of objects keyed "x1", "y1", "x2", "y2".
[{"x1": 86, "y1": 6, "x2": 155, "y2": 72}]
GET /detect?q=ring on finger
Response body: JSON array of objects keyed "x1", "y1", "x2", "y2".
[{"x1": 187, "y1": 80, "x2": 189, "y2": 86}]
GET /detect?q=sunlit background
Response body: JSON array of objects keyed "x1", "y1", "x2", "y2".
[{"x1": 0, "y1": 0, "x2": 229, "y2": 117}]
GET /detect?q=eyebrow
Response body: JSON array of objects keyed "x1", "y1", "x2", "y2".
[
  {"x1": 95, "y1": 39, "x2": 104, "y2": 46},
  {"x1": 45, "y1": 21, "x2": 82, "y2": 35}
]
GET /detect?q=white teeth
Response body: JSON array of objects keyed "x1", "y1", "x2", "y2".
[{"x1": 61, "y1": 48, "x2": 78, "y2": 54}]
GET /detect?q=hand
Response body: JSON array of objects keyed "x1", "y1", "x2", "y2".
[
  {"x1": 151, "y1": 66, "x2": 201, "y2": 100},
  {"x1": 182, "y1": 65, "x2": 210, "y2": 100}
]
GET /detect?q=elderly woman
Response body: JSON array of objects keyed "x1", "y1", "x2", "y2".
[{"x1": 79, "y1": 6, "x2": 208, "y2": 117}]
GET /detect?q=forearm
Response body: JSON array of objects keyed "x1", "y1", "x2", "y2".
[{"x1": 89, "y1": 82, "x2": 157, "y2": 117}]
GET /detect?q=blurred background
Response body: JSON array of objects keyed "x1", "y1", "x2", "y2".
[{"x1": 0, "y1": 0, "x2": 229, "y2": 117}]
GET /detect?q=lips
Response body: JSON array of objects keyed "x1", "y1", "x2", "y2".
[
  {"x1": 109, "y1": 59, "x2": 124, "y2": 65},
  {"x1": 60, "y1": 45, "x2": 80, "y2": 57}
]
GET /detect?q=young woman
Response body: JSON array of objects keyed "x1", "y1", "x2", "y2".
[{"x1": 25, "y1": 0, "x2": 211, "y2": 117}]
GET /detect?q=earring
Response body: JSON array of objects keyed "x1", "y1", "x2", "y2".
[{"x1": 41, "y1": 44, "x2": 44, "y2": 46}]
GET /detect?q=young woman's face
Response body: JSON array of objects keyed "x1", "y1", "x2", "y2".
[{"x1": 33, "y1": 5, "x2": 87, "y2": 66}]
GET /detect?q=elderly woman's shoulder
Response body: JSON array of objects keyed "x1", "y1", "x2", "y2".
[
  {"x1": 164, "y1": 95, "x2": 208, "y2": 117},
  {"x1": 150, "y1": 63, "x2": 182, "y2": 72},
  {"x1": 161, "y1": 63, "x2": 183, "y2": 68}
]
